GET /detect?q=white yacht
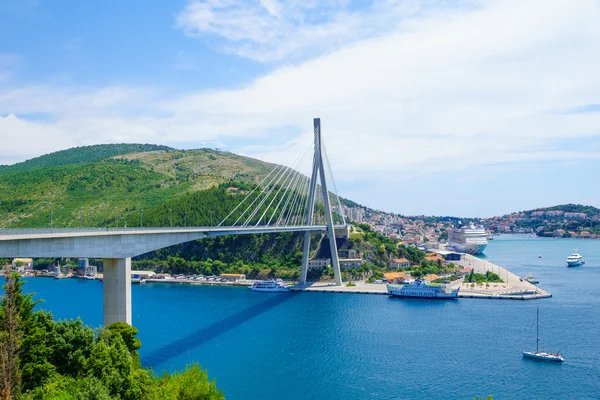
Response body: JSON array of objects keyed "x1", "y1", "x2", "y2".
[
  {"x1": 566, "y1": 252, "x2": 585, "y2": 267},
  {"x1": 387, "y1": 276, "x2": 459, "y2": 299},
  {"x1": 523, "y1": 308, "x2": 564, "y2": 362},
  {"x1": 524, "y1": 273, "x2": 539, "y2": 284},
  {"x1": 251, "y1": 280, "x2": 289, "y2": 292},
  {"x1": 448, "y1": 223, "x2": 488, "y2": 254}
]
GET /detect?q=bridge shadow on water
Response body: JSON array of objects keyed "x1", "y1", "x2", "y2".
[{"x1": 142, "y1": 292, "x2": 297, "y2": 368}]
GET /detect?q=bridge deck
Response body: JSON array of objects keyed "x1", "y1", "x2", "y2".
[{"x1": 0, "y1": 225, "x2": 348, "y2": 241}]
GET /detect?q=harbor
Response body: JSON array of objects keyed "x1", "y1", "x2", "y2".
[
  {"x1": 4, "y1": 234, "x2": 599, "y2": 400},
  {"x1": 290, "y1": 254, "x2": 551, "y2": 300}
]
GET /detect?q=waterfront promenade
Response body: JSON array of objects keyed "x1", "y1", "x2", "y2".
[
  {"x1": 448, "y1": 254, "x2": 551, "y2": 300},
  {"x1": 291, "y1": 281, "x2": 387, "y2": 294},
  {"x1": 290, "y1": 254, "x2": 551, "y2": 300}
]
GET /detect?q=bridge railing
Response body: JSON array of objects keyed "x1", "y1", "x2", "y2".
[
  {"x1": 0, "y1": 225, "x2": 348, "y2": 236},
  {"x1": 0, "y1": 227, "x2": 212, "y2": 235}
]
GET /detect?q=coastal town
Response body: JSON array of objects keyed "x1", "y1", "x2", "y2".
[{"x1": 341, "y1": 204, "x2": 600, "y2": 242}]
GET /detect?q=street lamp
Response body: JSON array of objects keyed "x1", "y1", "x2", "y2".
[
  {"x1": 116, "y1": 207, "x2": 119, "y2": 228},
  {"x1": 79, "y1": 209, "x2": 83, "y2": 228},
  {"x1": 210, "y1": 210, "x2": 213, "y2": 227},
  {"x1": 169, "y1": 209, "x2": 173, "y2": 228},
  {"x1": 49, "y1": 202, "x2": 53, "y2": 229},
  {"x1": 140, "y1": 209, "x2": 143, "y2": 228},
  {"x1": 184, "y1": 211, "x2": 187, "y2": 227}
]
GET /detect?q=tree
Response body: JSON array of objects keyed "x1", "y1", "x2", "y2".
[
  {"x1": 51, "y1": 318, "x2": 95, "y2": 376},
  {"x1": 149, "y1": 363, "x2": 224, "y2": 400},
  {"x1": 106, "y1": 322, "x2": 142, "y2": 354},
  {"x1": 0, "y1": 269, "x2": 23, "y2": 400}
]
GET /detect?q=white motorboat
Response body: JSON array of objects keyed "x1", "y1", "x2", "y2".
[
  {"x1": 251, "y1": 280, "x2": 289, "y2": 292},
  {"x1": 524, "y1": 273, "x2": 539, "y2": 284},
  {"x1": 522, "y1": 308, "x2": 564, "y2": 362},
  {"x1": 566, "y1": 252, "x2": 585, "y2": 267}
]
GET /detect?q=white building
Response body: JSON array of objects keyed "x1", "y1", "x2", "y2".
[{"x1": 11, "y1": 258, "x2": 33, "y2": 272}]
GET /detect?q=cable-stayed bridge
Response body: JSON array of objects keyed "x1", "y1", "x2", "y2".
[{"x1": 0, "y1": 118, "x2": 349, "y2": 325}]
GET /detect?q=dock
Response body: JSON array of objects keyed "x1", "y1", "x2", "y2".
[
  {"x1": 141, "y1": 254, "x2": 551, "y2": 300},
  {"x1": 449, "y1": 254, "x2": 552, "y2": 300},
  {"x1": 290, "y1": 281, "x2": 388, "y2": 295},
  {"x1": 290, "y1": 254, "x2": 551, "y2": 300}
]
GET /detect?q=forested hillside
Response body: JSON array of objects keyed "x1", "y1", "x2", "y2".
[
  {"x1": 0, "y1": 146, "x2": 275, "y2": 228},
  {"x1": 0, "y1": 143, "x2": 172, "y2": 174}
]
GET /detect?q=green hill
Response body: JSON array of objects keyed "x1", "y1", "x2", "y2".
[
  {"x1": 536, "y1": 204, "x2": 600, "y2": 217},
  {"x1": 0, "y1": 145, "x2": 282, "y2": 228},
  {"x1": 0, "y1": 143, "x2": 173, "y2": 175}
]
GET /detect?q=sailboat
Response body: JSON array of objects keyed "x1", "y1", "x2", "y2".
[{"x1": 522, "y1": 308, "x2": 564, "y2": 362}]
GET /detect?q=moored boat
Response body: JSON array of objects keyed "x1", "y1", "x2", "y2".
[
  {"x1": 251, "y1": 280, "x2": 289, "y2": 292},
  {"x1": 524, "y1": 273, "x2": 539, "y2": 284},
  {"x1": 523, "y1": 308, "x2": 564, "y2": 362},
  {"x1": 387, "y1": 277, "x2": 458, "y2": 299}
]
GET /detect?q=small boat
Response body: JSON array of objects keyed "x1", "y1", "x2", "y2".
[
  {"x1": 566, "y1": 251, "x2": 585, "y2": 267},
  {"x1": 522, "y1": 308, "x2": 564, "y2": 362},
  {"x1": 538, "y1": 255, "x2": 542, "y2": 258},
  {"x1": 524, "y1": 273, "x2": 539, "y2": 284},
  {"x1": 131, "y1": 278, "x2": 142, "y2": 284},
  {"x1": 251, "y1": 280, "x2": 289, "y2": 292}
]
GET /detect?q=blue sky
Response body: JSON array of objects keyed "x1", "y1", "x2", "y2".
[{"x1": 1, "y1": 0, "x2": 600, "y2": 217}]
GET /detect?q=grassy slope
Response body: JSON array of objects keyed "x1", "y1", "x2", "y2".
[
  {"x1": 0, "y1": 147, "x2": 277, "y2": 228},
  {"x1": 0, "y1": 143, "x2": 173, "y2": 174}
]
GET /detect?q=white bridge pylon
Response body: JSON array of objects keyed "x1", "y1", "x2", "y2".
[{"x1": 300, "y1": 118, "x2": 342, "y2": 285}]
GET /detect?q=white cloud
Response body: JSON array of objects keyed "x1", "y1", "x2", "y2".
[
  {"x1": 0, "y1": 114, "x2": 71, "y2": 164},
  {"x1": 175, "y1": 0, "x2": 441, "y2": 62}
]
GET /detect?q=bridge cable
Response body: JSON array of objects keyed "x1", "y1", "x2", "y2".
[
  {"x1": 322, "y1": 138, "x2": 346, "y2": 225},
  {"x1": 261, "y1": 138, "x2": 312, "y2": 226},
  {"x1": 252, "y1": 139, "x2": 311, "y2": 226},
  {"x1": 238, "y1": 135, "x2": 311, "y2": 227},
  {"x1": 268, "y1": 138, "x2": 315, "y2": 226},
  {"x1": 278, "y1": 156, "x2": 308, "y2": 226},
  {"x1": 236, "y1": 152, "x2": 302, "y2": 226},
  {"x1": 218, "y1": 162, "x2": 286, "y2": 226}
]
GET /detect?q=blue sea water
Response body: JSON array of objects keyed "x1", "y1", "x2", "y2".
[{"x1": 5, "y1": 235, "x2": 600, "y2": 399}]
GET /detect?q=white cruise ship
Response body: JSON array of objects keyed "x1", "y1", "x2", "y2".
[
  {"x1": 448, "y1": 223, "x2": 488, "y2": 254},
  {"x1": 251, "y1": 280, "x2": 289, "y2": 292},
  {"x1": 387, "y1": 278, "x2": 459, "y2": 299}
]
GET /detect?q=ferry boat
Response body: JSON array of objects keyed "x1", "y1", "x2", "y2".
[
  {"x1": 448, "y1": 223, "x2": 488, "y2": 255},
  {"x1": 251, "y1": 280, "x2": 289, "y2": 292},
  {"x1": 523, "y1": 308, "x2": 564, "y2": 362},
  {"x1": 566, "y1": 252, "x2": 585, "y2": 267},
  {"x1": 387, "y1": 277, "x2": 459, "y2": 299}
]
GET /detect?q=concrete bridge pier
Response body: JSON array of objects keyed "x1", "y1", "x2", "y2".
[{"x1": 103, "y1": 258, "x2": 132, "y2": 326}]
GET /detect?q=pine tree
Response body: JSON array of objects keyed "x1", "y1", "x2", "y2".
[{"x1": 0, "y1": 267, "x2": 23, "y2": 399}]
